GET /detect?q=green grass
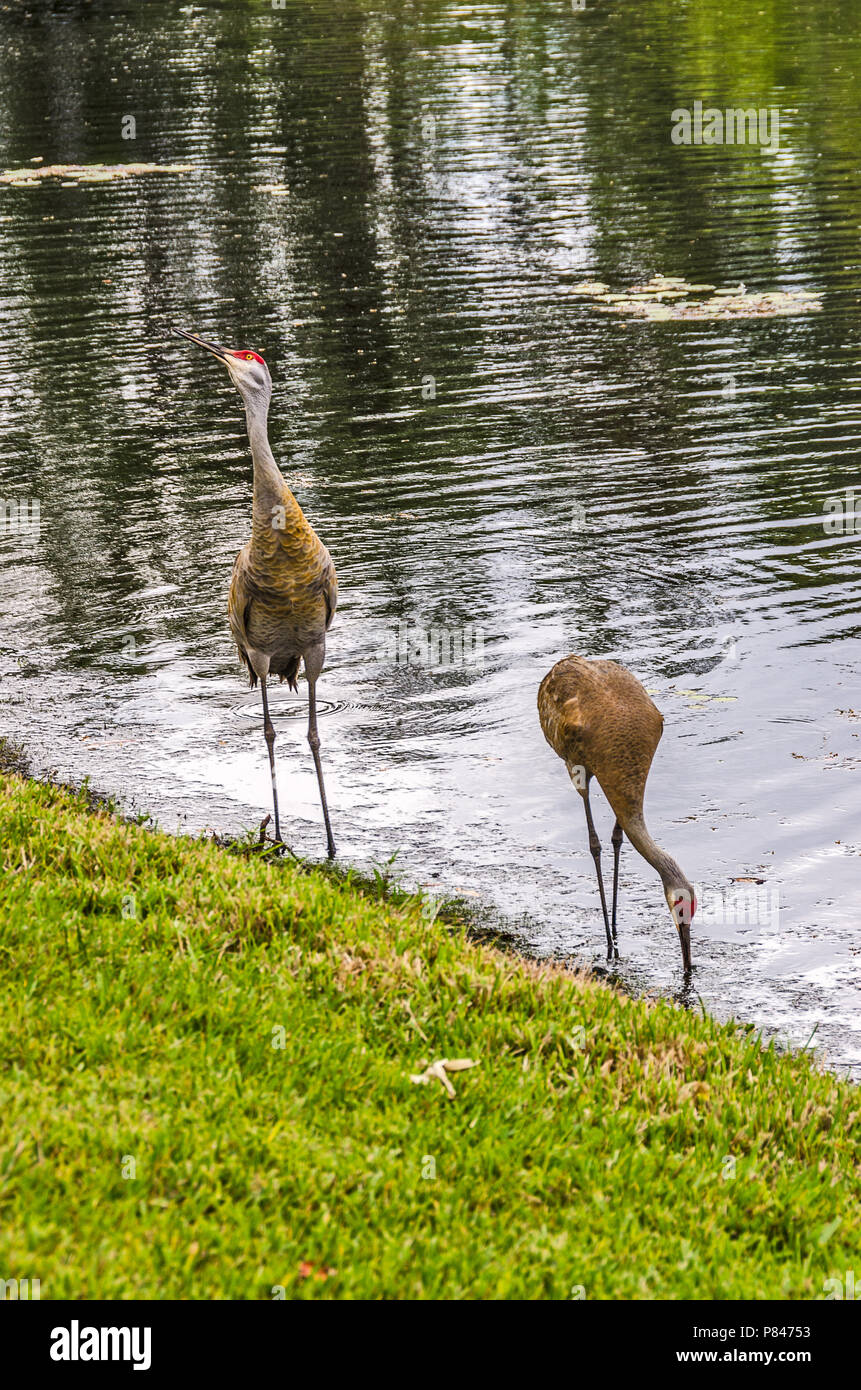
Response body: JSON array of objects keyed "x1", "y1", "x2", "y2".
[{"x1": 0, "y1": 770, "x2": 858, "y2": 1300}]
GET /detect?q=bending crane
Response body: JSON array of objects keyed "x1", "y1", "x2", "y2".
[{"x1": 538, "y1": 655, "x2": 694, "y2": 971}]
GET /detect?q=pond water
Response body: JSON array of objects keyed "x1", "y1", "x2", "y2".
[{"x1": 1, "y1": 0, "x2": 860, "y2": 1075}]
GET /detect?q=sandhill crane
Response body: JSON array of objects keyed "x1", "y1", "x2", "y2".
[
  {"x1": 538, "y1": 655, "x2": 694, "y2": 971},
  {"x1": 174, "y1": 327, "x2": 337, "y2": 858}
]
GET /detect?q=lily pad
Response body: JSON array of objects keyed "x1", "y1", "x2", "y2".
[
  {"x1": 570, "y1": 274, "x2": 821, "y2": 321},
  {"x1": 0, "y1": 162, "x2": 194, "y2": 186},
  {"x1": 567, "y1": 280, "x2": 610, "y2": 296}
]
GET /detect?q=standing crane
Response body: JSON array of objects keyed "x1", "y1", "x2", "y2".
[
  {"x1": 175, "y1": 327, "x2": 337, "y2": 858},
  {"x1": 538, "y1": 655, "x2": 695, "y2": 971}
]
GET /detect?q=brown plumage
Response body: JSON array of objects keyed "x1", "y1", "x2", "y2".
[
  {"x1": 538, "y1": 655, "x2": 695, "y2": 970},
  {"x1": 228, "y1": 470, "x2": 337, "y2": 693},
  {"x1": 175, "y1": 327, "x2": 337, "y2": 857}
]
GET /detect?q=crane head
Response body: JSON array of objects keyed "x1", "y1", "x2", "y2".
[
  {"x1": 173, "y1": 327, "x2": 272, "y2": 404},
  {"x1": 665, "y1": 884, "x2": 695, "y2": 972}
]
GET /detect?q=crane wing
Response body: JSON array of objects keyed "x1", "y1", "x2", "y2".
[
  {"x1": 318, "y1": 551, "x2": 338, "y2": 630},
  {"x1": 228, "y1": 547, "x2": 256, "y2": 676}
]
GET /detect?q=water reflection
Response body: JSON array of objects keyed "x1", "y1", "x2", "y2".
[{"x1": 1, "y1": 0, "x2": 860, "y2": 1076}]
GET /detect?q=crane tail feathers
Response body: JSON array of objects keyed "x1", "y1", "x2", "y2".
[
  {"x1": 238, "y1": 650, "x2": 301, "y2": 692},
  {"x1": 280, "y1": 656, "x2": 301, "y2": 692},
  {"x1": 238, "y1": 648, "x2": 259, "y2": 689}
]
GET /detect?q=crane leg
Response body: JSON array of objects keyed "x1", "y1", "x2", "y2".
[
  {"x1": 307, "y1": 677, "x2": 336, "y2": 859},
  {"x1": 582, "y1": 785, "x2": 616, "y2": 960},
  {"x1": 610, "y1": 819, "x2": 623, "y2": 944},
  {"x1": 260, "y1": 677, "x2": 283, "y2": 844}
]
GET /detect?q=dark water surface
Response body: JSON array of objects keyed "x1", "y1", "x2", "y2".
[{"x1": 1, "y1": 0, "x2": 860, "y2": 1073}]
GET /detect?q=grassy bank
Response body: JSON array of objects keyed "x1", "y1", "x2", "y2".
[{"x1": 0, "y1": 769, "x2": 858, "y2": 1300}]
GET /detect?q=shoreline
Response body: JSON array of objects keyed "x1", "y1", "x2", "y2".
[{"x1": 1, "y1": 751, "x2": 858, "y2": 1297}]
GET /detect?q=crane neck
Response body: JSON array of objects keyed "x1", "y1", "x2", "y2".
[
  {"x1": 622, "y1": 812, "x2": 688, "y2": 892},
  {"x1": 245, "y1": 401, "x2": 280, "y2": 486},
  {"x1": 244, "y1": 397, "x2": 301, "y2": 525}
]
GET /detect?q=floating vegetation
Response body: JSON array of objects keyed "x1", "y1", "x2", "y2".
[
  {"x1": 0, "y1": 162, "x2": 194, "y2": 186},
  {"x1": 676, "y1": 689, "x2": 739, "y2": 707},
  {"x1": 566, "y1": 274, "x2": 822, "y2": 320}
]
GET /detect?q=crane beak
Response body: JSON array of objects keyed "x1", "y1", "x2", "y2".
[
  {"x1": 172, "y1": 326, "x2": 230, "y2": 363},
  {"x1": 678, "y1": 921, "x2": 692, "y2": 973}
]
